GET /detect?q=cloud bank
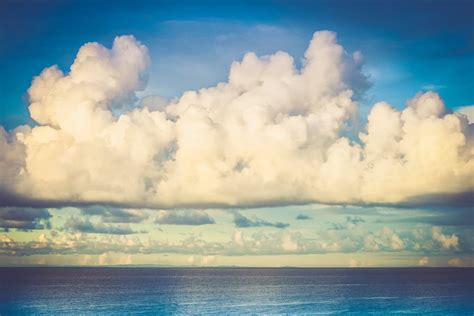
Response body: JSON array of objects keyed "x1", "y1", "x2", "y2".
[
  {"x1": 0, "y1": 31, "x2": 472, "y2": 208},
  {"x1": 1, "y1": 221, "x2": 469, "y2": 257},
  {"x1": 232, "y1": 211, "x2": 289, "y2": 228}
]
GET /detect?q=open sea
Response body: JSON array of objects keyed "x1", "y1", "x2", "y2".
[{"x1": 0, "y1": 267, "x2": 473, "y2": 315}]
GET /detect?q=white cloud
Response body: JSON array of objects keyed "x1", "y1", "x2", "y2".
[
  {"x1": 379, "y1": 227, "x2": 405, "y2": 251},
  {"x1": 418, "y1": 256, "x2": 429, "y2": 266},
  {"x1": 187, "y1": 255, "x2": 196, "y2": 264},
  {"x1": 98, "y1": 252, "x2": 132, "y2": 265},
  {"x1": 201, "y1": 255, "x2": 216, "y2": 265},
  {"x1": 349, "y1": 258, "x2": 362, "y2": 267},
  {"x1": 232, "y1": 230, "x2": 245, "y2": 247},
  {"x1": 390, "y1": 234, "x2": 404, "y2": 251},
  {"x1": 447, "y1": 257, "x2": 464, "y2": 267},
  {"x1": 186, "y1": 255, "x2": 217, "y2": 266},
  {"x1": 281, "y1": 233, "x2": 298, "y2": 251},
  {"x1": 432, "y1": 226, "x2": 459, "y2": 250},
  {"x1": 1, "y1": 221, "x2": 469, "y2": 258},
  {"x1": 0, "y1": 31, "x2": 472, "y2": 208}
]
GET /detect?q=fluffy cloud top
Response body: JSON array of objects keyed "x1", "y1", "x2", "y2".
[
  {"x1": 0, "y1": 31, "x2": 472, "y2": 208},
  {"x1": 432, "y1": 226, "x2": 459, "y2": 250}
]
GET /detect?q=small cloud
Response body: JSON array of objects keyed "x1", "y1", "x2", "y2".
[
  {"x1": 295, "y1": 214, "x2": 312, "y2": 220},
  {"x1": 447, "y1": 257, "x2": 464, "y2": 267},
  {"x1": 418, "y1": 256, "x2": 430, "y2": 267},
  {"x1": 421, "y1": 84, "x2": 446, "y2": 91},
  {"x1": 232, "y1": 211, "x2": 289, "y2": 229},
  {"x1": 385, "y1": 228, "x2": 404, "y2": 250},
  {"x1": 282, "y1": 233, "x2": 298, "y2": 251},
  {"x1": 456, "y1": 105, "x2": 474, "y2": 123},
  {"x1": 0, "y1": 235, "x2": 13, "y2": 243},
  {"x1": 201, "y1": 255, "x2": 216, "y2": 265},
  {"x1": 232, "y1": 230, "x2": 245, "y2": 247},
  {"x1": 186, "y1": 255, "x2": 217, "y2": 266},
  {"x1": 117, "y1": 254, "x2": 133, "y2": 265},
  {"x1": 390, "y1": 233, "x2": 404, "y2": 250},
  {"x1": 346, "y1": 216, "x2": 365, "y2": 224},
  {"x1": 349, "y1": 258, "x2": 362, "y2": 268},
  {"x1": 187, "y1": 256, "x2": 196, "y2": 265},
  {"x1": 98, "y1": 253, "x2": 132, "y2": 266},
  {"x1": 155, "y1": 210, "x2": 215, "y2": 225},
  {"x1": 432, "y1": 226, "x2": 459, "y2": 250}
]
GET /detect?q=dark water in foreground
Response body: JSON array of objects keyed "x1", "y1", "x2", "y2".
[{"x1": 0, "y1": 267, "x2": 473, "y2": 315}]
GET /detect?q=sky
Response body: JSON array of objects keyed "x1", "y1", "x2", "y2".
[{"x1": 0, "y1": 0, "x2": 473, "y2": 267}]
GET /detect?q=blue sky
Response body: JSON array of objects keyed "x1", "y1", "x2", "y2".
[
  {"x1": 1, "y1": 0, "x2": 473, "y2": 129},
  {"x1": 0, "y1": 0, "x2": 473, "y2": 267}
]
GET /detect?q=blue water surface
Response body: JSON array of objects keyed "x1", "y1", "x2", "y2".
[{"x1": 0, "y1": 267, "x2": 473, "y2": 315}]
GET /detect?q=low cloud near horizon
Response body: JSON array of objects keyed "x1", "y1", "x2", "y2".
[{"x1": 0, "y1": 31, "x2": 472, "y2": 209}]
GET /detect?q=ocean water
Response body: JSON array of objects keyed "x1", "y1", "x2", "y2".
[{"x1": 0, "y1": 267, "x2": 473, "y2": 315}]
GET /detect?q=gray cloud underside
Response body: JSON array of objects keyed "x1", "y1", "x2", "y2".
[
  {"x1": 295, "y1": 214, "x2": 312, "y2": 220},
  {"x1": 81, "y1": 205, "x2": 149, "y2": 223},
  {"x1": 0, "y1": 207, "x2": 51, "y2": 230},
  {"x1": 232, "y1": 211, "x2": 289, "y2": 228}
]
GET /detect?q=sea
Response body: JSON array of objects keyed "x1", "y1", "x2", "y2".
[{"x1": 0, "y1": 267, "x2": 473, "y2": 315}]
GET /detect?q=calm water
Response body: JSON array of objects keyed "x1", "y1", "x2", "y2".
[{"x1": 0, "y1": 267, "x2": 473, "y2": 315}]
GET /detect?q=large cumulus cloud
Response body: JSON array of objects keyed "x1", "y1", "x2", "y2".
[{"x1": 0, "y1": 31, "x2": 472, "y2": 208}]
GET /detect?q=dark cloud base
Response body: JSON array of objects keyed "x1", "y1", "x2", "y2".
[
  {"x1": 1, "y1": 188, "x2": 472, "y2": 211},
  {"x1": 0, "y1": 208, "x2": 51, "y2": 231}
]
